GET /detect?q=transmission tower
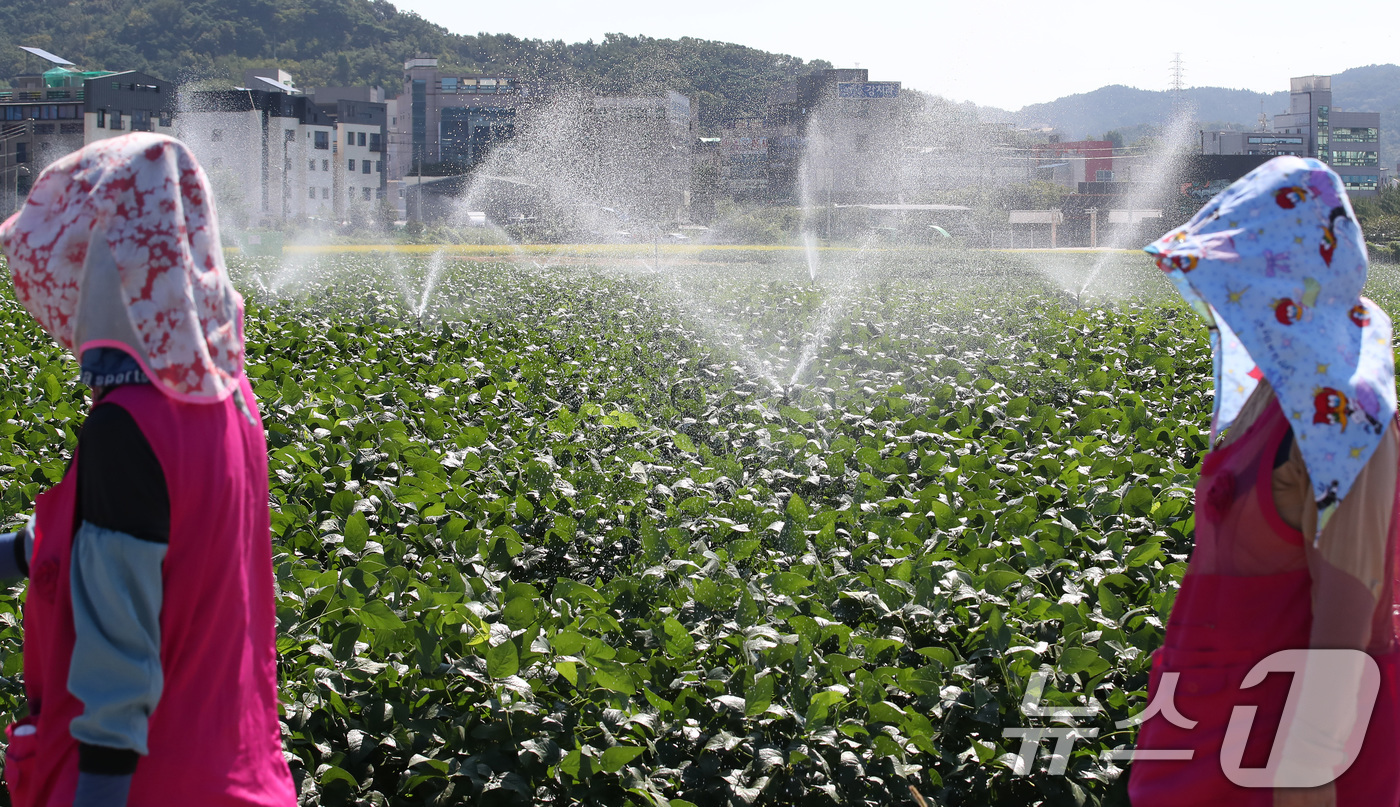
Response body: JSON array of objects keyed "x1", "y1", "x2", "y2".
[{"x1": 1169, "y1": 53, "x2": 1187, "y2": 115}]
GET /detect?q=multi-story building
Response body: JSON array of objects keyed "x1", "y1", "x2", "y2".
[
  {"x1": 1205, "y1": 76, "x2": 1381, "y2": 196},
  {"x1": 716, "y1": 68, "x2": 904, "y2": 204},
  {"x1": 1200, "y1": 130, "x2": 1307, "y2": 158},
  {"x1": 400, "y1": 56, "x2": 534, "y2": 172},
  {"x1": 1, "y1": 67, "x2": 175, "y2": 216},
  {"x1": 310, "y1": 87, "x2": 389, "y2": 218},
  {"x1": 84, "y1": 71, "x2": 177, "y2": 143},
  {"x1": 1032, "y1": 140, "x2": 1116, "y2": 187},
  {"x1": 579, "y1": 92, "x2": 695, "y2": 225},
  {"x1": 180, "y1": 89, "x2": 336, "y2": 226}
]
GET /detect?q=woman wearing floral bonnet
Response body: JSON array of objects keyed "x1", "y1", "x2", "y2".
[
  {"x1": 1131, "y1": 156, "x2": 1400, "y2": 806},
  {"x1": 0, "y1": 133, "x2": 295, "y2": 806}
]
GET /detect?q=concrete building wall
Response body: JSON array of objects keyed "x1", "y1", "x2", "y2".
[
  {"x1": 400, "y1": 57, "x2": 531, "y2": 168},
  {"x1": 179, "y1": 91, "x2": 338, "y2": 226},
  {"x1": 335, "y1": 121, "x2": 385, "y2": 219}
]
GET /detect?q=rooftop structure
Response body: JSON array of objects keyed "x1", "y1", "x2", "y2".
[
  {"x1": 180, "y1": 88, "x2": 339, "y2": 225},
  {"x1": 1204, "y1": 75, "x2": 1380, "y2": 196},
  {"x1": 400, "y1": 57, "x2": 533, "y2": 173},
  {"x1": 2, "y1": 61, "x2": 176, "y2": 216}
]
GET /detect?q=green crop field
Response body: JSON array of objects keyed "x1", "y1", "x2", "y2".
[{"x1": 2, "y1": 250, "x2": 1398, "y2": 806}]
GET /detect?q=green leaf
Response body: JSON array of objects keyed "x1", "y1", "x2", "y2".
[
  {"x1": 329, "y1": 490, "x2": 357, "y2": 519},
  {"x1": 343, "y1": 511, "x2": 370, "y2": 553},
  {"x1": 1121, "y1": 485, "x2": 1154, "y2": 517},
  {"x1": 1059, "y1": 646, "x2": 1101, "y2": 675},
  {"x1": 745, "y1": 674, "x2": 775, "y2": 716},
  {"x1": 662, "y1": 617, "x2": 695, "y2": 657},
  {"x1": 770, "y1": 571, "x2": 812, "y2": 594},
  {"x1": 355, "y1": 600, "x2": 405, "y2": 632},
  {"x1": 503, "y1": 596, "x2": 537, "y2": 630},
  {"x1": 487, "y1": 641, "x2": 520, "y2": 678},
  {"x1": 553, "y1": 630, "x2": 586, "y2": 655},
  {"x1": 599, "y1": 745, "x2": 645, "y2": 773},
  {"x1": 591, "y1": 660, "x2": 636, "y2": 695},
  {"x1": 554, "y1": 660, "x2": 578, "y2": 686}
]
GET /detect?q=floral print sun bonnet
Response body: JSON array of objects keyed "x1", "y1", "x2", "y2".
[
  {"x1": 1146, "y1": 155, "x2": 1396, "y2": 532},
  {"x1": 0, "y1": 132, "x2": 244, "y2": 403}
]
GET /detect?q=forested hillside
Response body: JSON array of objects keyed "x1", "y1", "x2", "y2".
[{"x1": 0, "y1": 0, "x2": 832, "y2": 133}]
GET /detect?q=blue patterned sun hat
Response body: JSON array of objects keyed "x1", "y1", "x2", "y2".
[{"x1": 1146, "y1": 156, "x2": 1395, "y2": 530}]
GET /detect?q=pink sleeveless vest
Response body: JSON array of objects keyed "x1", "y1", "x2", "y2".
[
  {"x1": 4, "y1": 377, "x2": 296, "y2": 806},
  {"x1": 1130, "y1": 400, "x2": 1400, "y2": 805}
]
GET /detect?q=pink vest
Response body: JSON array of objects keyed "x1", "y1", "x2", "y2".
[
  {"x1": 4, "y1": 377, "x2": 296, "y2": 807},
  {"x1": 1130, "y1": 401, "x2": 1400, "y2": 805}
]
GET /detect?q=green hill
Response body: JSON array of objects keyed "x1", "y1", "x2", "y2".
[{"x1": 0, "y1": 0, "x2": 831, "y2": 134}]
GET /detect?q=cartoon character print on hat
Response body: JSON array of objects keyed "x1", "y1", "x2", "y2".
[
  {"x1": 1272, "y1": 278, "x2": 1320, "y2": 325},
  {"x1": 1276, "y1": 186, "x2": 1308, "y2": 209},
  {"x1": 1145, "y1": 156, "x2": 1396, "y2": 527},
  {"x1": 0, "y1": 133, "x2": 243, "y2": 403}
]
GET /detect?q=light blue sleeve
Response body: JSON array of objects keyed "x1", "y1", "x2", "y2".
[
  {"x1": 67, "y1": 520, "x2": 166, "y2": 755},
  {"x1": 0, "y1": 515, "x2": 36, "y2": 581}
]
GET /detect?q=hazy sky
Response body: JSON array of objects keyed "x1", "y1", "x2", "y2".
[{"x1": 394, "y1": 0, "x2": 1400, "y2": 110}]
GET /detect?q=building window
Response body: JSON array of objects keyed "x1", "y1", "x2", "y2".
[
  {"x1": 362, "y1": 161, "x2": 370, "y2": 174},
  {"x1": 1341, "y1": 175, "x2": 1379, "y2": 190},
  {"x1": 1332, "y1": 127, "x2": 1379, "y2": 143},
  {"x1": 309, "y1": 188, "x2": 316, "y2": 199},
  {"x1": 158, "y1": 114, "x2": 172, "y2": 128},
  {"x1": 375, "y1": 160, "x2": 382, "y2": 173},
  {"x1": 362, "y1": 187, "x2": 372, "y2": 201},
  {"x1": 376, "y1": 188, "x2": 384, "y2": 199},
  {"x1": 369, "y1": 133, "x2": 381, "y2": 152},
  {"x1": 357, "y1": 131, "x2": 366, "y2": 147},
  {"x1": 1315, "y1": 105, "x2": 1329, "y2": 161},
  {"x1": 322, "y1": 187, "x2": 329, "y2": 199},
  {"x1": 1095, "y1": 169, "x2": 1114, "y2": 182},
  {"x1": 348, "y1": 159, "x2": 356, "y2": 171},
  {"x1": 285, "y1": 129, "x2": 296, "y2": 142},
  {"x1": 349, "y1": 188, "x2": 357, "y2": 200},
  {"x1": 132, "y1": 110, "x2": 151, "y2": 132},
  {"x1": 346, "y1": 130, "x2": 354, "y2": 146},
  {"x1": 412, "y1": 79, "x2": 427, "y2": 168},
  {"x1": 34, "y1": 123, "x2": 54, "y2": 134},
  {"x1": 59, "y1": 122, "x2": 82, "y2": 134},
  {"x1": 15, "y1": 142, "x2": 27, "y2": 163},
  {"x1": 96, "y1": 109, "x2": 106, "y2": 128},
  {"x1": 1331, "y1": 150, "x2": 1379, "y2": 167},
  {"x1": 111, "y1": 111, "x2": 123, "y2": 130},
  {"x1": 211, "y1": 128, "x2": 222, "y2": 142},
  {"x1": 314, "y1": 131, "x2": 328, "y2": 149},
  {"x1": 322, "y1": 159, "x2": 329, "y2": 171}
]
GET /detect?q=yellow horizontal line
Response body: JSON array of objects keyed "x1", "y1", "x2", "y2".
[{"x1": 225, "y1": 243, "x2": 1146, "y2": 256}]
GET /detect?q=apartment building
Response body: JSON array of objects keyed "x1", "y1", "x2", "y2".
[{"x1": 180, "y1": 89, "x2": 337, "y2": 226}]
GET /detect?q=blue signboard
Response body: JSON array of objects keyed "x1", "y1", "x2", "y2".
[{"x1": 837, "y1": 82, "x2": 900, "y2": 99}]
